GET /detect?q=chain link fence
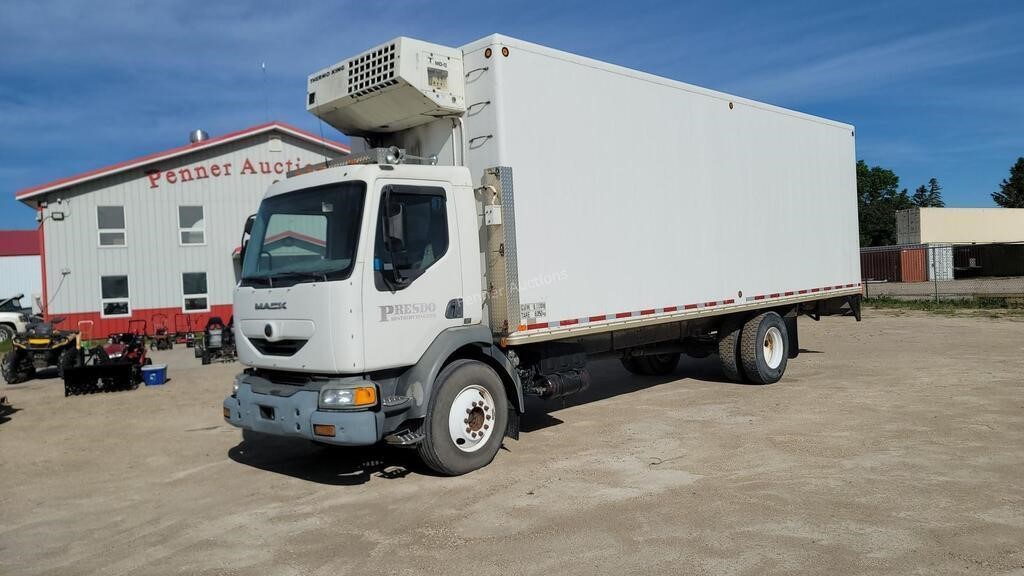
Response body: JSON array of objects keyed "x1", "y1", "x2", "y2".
[{"x1": 861, "y1": 242, "x2": 1024, "y2": 302}]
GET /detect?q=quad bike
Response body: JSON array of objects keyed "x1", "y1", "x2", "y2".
[
  {"x1": 149, "y1": 313, "x2": 173, "y2": 350},
  {"x1": 63, "y1": 319, "x2": 151, "y2": 396},
  {"x1": 195, "y1": 316, "x2": 236, "y2": 365},
  {"x1": 2, "y1": 317, "x2": 82, "y2": 384},
  {"x1": 174, "y1": 314, "x2": 196, "y2": 348}
]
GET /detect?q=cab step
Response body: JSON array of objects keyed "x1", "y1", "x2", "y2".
[{"x1": 384, "y1": 428, "x2": 424, "y2": 446}]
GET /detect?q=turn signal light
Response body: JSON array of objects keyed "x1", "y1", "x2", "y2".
[
  {"x1": 313, "y1": 424, "x2": 336, "y2": 437},
  {"x1": 353, "y1": 387, "x2": 377, "y2": 407},
  {"x1": 223, "y1": 407, "x2": 231, "y2": 419}
]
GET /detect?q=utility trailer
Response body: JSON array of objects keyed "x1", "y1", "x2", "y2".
[{"x1": 223, "y1": 35, "x2": 861, "y2": 475}]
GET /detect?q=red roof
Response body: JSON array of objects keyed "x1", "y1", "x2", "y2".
[
  {"x1": 14, "y1": 121, "x2": 350, "y2": 202},
  {"x1": 0, "y1": 230, "x2": 40, "y2": 257}
]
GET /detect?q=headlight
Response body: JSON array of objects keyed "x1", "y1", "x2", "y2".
[
  {"x1": 319, "y1": 385, "x2": 377, "y2": 409},
  {"x1": 232, "y1": 374, "x2": 243, "y2": 397},
  {"x1": 108, "y1": 352, "x2": 123, "y2": 359}
]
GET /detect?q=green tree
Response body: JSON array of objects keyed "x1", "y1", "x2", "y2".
[
  {"x1": 911, "y1": 177, "x2": 945, "y2": 207},
  {"x1": 857, "y1": 160, "x2": 912, "y2": 246},
  {"x1": 992, "y1": 157, "x2": 1024, "y2": 208}
]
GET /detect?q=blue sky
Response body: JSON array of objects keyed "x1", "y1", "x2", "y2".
[{"x1": 1, "y1": 0, "x2": 1021, "y2": 229}]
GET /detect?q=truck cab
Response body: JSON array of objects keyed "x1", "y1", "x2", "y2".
[{"x1": 224, "y1": 162, "x2": 503, "y2": 470}]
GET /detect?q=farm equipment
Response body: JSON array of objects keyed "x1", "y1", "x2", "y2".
[
  {"x1": 174, "y1": 314, "x2": 196, "y2": 348},
  {"x1": 2, "y1": 317, "x2": 81, "y2": 384},
  {"x1": 150, "y1": 314, "x2": 173, "y2": 350},
  {"x1": 196, "y1": 316, "x2": 236, "y2": 365},
  {"x1": 63, "y1": 320, "x2": 151, "y2": 396}
]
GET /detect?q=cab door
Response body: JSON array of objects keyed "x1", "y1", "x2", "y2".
[{"x1": 362, "y1": 180, "x2": 464, "y2": 370}]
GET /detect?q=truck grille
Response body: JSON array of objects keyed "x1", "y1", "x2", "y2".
[
  {"x1": 254, "y1": 369, "x2": 313, "y2": 387},
  {"x1": 247, "y1": 337, "x2": 307, "y2": 357}
]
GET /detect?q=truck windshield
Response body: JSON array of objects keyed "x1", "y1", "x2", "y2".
[{"x1": 240, "y1": 182, "x2": 366, "y2": 287}]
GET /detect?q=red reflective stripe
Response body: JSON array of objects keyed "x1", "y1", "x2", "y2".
[
  {"x1": 810, "y1": 288, "x2": 820, "y2": 293},
  {"x1": 559, "y1": 319, "x2": 578, "y2": 326},
  {"x1": 798, "y1": 289, "x2": 808, "y2": 294},
  {"x1": 684, "y1": 304, "x2": 699, "y2": 310},
  {"x1": 526, "y1": 323, "x2": 548, "y2": 330},
  {"x1": 753, "y1": 295, "x2": 766, "y2": 300},
  {"x1": 663, "y1": 306, "x2": 677, "y2": 312},
  {"x1": 615, "y1": 312, "x2": 632, "y2": 319},
  {"x1": 639, "y1": 309, "x2": 655, "y2": 315},
  {"x1": 723, "y1": 299, "x2": 735, "y2": 304},
  {"x1": 769, "y1": 293, "x2": 781, "y2": 298},
  {"x1": 589, "y1": 315, "x2": 607, "y2": 322},
  {"x1": 704, "y1": 301, "x2": 718, "y2": 307},
  {"x1": 784, "y1": 291, "x2": 794, "y2": 296}
]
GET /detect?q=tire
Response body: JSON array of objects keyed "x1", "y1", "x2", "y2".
[
  {"x1": 2, "y1": 350, "x2": 32, "y2": 384},
  {"x1": 739, "y1": 312, "x2": 789, "y2": 385},
  {"x1": 620, "y1": 357, "x2": 646, "y2": 375},
  {"x1": 636, "y1": 353, "x2": 680, "y2": 376},
  {"x1": 717, "y1": 315, "x2": 746, "y2": 382},
  {"x1": 201, "y1": 350, "x2": 211, "y2": 365},
  {"x1": 0, "y1": 324, "x2": 15, "y2": 344},
  {"x1": 57, "y1": 347, "x2": 81, "y2": 379},
  {"x1": 417, "y1": 359, "x2": 509, "y2": 476},
  {"x1": 194, "y1": 346, "x2": 202, "y2": 359}
]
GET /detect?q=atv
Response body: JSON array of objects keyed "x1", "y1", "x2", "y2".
[{"x1": 2, "y1": 317, "x2": 82, "y2": 384}]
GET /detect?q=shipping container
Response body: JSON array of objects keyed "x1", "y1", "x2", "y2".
[{"x1": 899, "y1": 248, "x2": 928, "y2": 283}]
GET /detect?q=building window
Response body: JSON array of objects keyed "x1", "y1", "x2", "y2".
[
  {"x1": 100, "y1": 275, "x2": 130, "y2": 317},
  {"x1": 98, "y1": 206, "x2": 126, "y2": 247},
  {"x1": 182, "y1": 272, "x2": 209, "y2": 312},
  {"x1": 179, "y1": 206, "x2": 205, "y2": 245}
]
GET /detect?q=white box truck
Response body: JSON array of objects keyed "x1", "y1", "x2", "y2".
[{"x1": 223, "y1": 35, "x2": 862, "y2": 475}]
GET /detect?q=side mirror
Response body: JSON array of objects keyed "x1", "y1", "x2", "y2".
[
  {"x1": 385, "y1": 202, "x2": 405, "y2": 250},
  {"x1": 239, "y1": 214, "x2": 256, "y2": 262}
]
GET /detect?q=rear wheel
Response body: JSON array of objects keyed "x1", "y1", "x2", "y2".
[
  {"x1": 417, "y1": 359, "x2": 508, "y2": 476},
  {"x1": 717, "y1": 315, "x2": 746, "y2": 382},
  {"x1": 637, "y1": 353, "x2": 680, "y2": 375},
  {"x1": 739, "y1": 312, "x2": 789, "y2": 384}
]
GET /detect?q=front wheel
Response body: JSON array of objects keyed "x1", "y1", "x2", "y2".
[
  {"x1": 0, "y1": 324, "x2": 15, "y2": 344},
  {"x1": 417, "y1": 359, "x2": 509, "y2": 476},
  {"x1": 739, "y1": 312, "x2": 789, "y2": 384},
  {"x1": 2, "y1": 351, "x2": 32, "y2": 384}
]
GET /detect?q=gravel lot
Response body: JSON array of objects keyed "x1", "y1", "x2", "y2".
[{"x1": 1, "y1": 311, "x2": 1023, "y2": 575}]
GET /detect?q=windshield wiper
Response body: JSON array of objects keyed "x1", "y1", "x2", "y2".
[{"x1": 272, "y1": 270, "x2": 329, "y2": 283}]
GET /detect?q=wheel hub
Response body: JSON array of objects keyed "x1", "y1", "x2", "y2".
[{"x1": 448, "y1": 385, "x2": 495, "y2": 453}]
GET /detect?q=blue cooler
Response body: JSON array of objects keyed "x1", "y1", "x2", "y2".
[{"x1": 142, "y1": 364, "x2": 168, "y2": 386}]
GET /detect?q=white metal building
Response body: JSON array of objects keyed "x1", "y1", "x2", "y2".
[
  {"x1": 14, "y1": 122, "x2": 349, "y2": 337},
  {"x1": 0, "y1": 230, "x2": 42, "y2": 309}
]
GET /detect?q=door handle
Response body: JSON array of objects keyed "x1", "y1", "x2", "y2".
[{"x1": 445, "y1": 298, "x2": 463, "y2": 319}]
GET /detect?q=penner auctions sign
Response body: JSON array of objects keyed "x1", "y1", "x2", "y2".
[{"x1": 145, "y1": 157, "x2": 311, "y2": 189}]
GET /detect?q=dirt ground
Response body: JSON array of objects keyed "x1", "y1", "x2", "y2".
[{"x1": 1, "y1": 311, "x2": 1022, "y2": 576}]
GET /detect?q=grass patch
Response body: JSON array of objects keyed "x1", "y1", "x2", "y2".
[
  {"x1": 0, "y1": 339, "x2": 11, "y2": 354},
  {"x1": 865, "y1": 295, "x2": 1024, "y2": 315}
]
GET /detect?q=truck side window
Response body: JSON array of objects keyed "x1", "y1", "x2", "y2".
[{"x1": 374, "y1": 185, "x2": 448, "y2": 291}]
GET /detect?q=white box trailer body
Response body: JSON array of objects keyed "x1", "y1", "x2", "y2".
[
  {"x1": 319, "y1": 34, "x2": 861, "y2": 342},
  {"x1": 225, "y1": 34, "x2": 862, "y2": 475}
]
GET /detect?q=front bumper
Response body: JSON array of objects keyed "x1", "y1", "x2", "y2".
[{"x1": 223, "y1": 381, "x2": 383, "y2": 446}]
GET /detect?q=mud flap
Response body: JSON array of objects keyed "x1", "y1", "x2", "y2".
[{"x1": 785, "y1": 315, "x2": 799, "y2": 359}]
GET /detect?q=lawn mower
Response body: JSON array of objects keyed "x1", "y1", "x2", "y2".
[
  {"x1": 2, "y1": 317, "x2": 82, "y2": 384},
  {"x1": 63, "y1": 320, "x2": 151, "y2": 396},
  {"x1": 195, "y1": 316, "x2": 236, "y2": 365},
  {"x1": 149, "y1": 313, "x2": 173, "y2": 350},
  {"x1": 173, "y1": 314, "x2": 196, "y2": 348}
]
